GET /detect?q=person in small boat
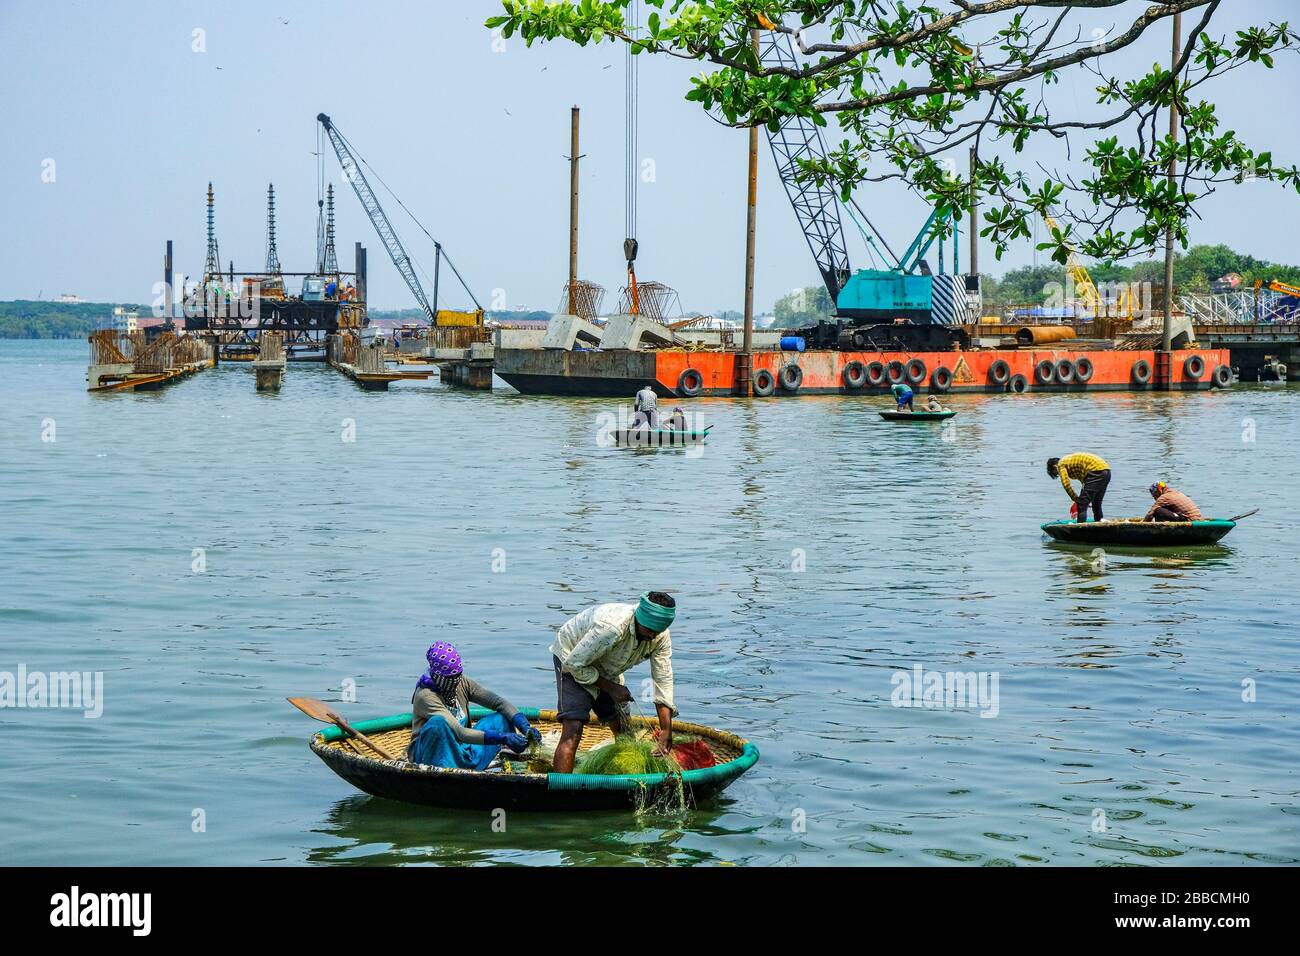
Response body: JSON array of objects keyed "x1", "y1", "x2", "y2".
[
  {"x1": 406, "y1": 642, "x2": 539, "y2": 769},
  {"x1": 1143, "y1": 481, "x2": 1204, "y2": 522},
  {"x1": 664, "y1": 406, "x2": 688, "y2": 430},
  {"x1": 1047, "y1": 453, "x2": 1111, "y2": 523},
  {"x1": 925, "y1": 394, "x2": 946, "y2": 412},
  {"x1": 550, "y1": 592, "x2": 677, "y2": 774},
  {"x1": 632, "y1": 384, "x2": 659, "y2": 429},
  {"x1": 891, "y1": 381, "x2": 915, "y2": 412}
]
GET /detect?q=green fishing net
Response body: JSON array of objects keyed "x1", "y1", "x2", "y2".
[{"x1": 576, "y1": 736, "x2": 680, "y2": 775}]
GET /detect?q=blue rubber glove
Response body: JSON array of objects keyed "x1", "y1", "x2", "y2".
[
  {"x1": 481, "y1": 730, "x2": 507, "y2": 746},
  {"x1": 512, "y1": 712, "x2": 542, "y2": 743},
  {"x1": 503, "y1": 732, "x2": 529, "y2": 754}
]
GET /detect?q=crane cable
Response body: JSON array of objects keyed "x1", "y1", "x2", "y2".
[
  {"x1": 625, "y1": 0, "x2": 638, "y2": 244},
  {"x1": 315, "y1": 124, "x2": 327, "y2": 273},
  {"x1": 624, "y1": 0, "x2": 641, "y2": 314},
  {"x1": 331, "y1": 125, "x2": 483, "y2": 312}
]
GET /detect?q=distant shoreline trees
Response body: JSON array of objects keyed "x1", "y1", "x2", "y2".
[{"x1": 5, "y1": 241, "x2": 1300, "y2": 338}]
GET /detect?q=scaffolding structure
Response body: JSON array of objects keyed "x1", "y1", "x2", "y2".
[
  {"x1": 617, "y1": 280, "x2": 679, "y2": 321},
  {"x1": 1179, "y1": 290, "x2": 1298, "y2": 324},
  {"x1": 558, "y1": 279, "x2": 605, "y2": 321}
]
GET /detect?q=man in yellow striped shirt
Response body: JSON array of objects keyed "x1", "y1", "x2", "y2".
[{"x1": 1047, "y1": 453, "x2": 1111, "y2": 523}]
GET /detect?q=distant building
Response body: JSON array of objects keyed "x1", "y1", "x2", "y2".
[
  {"x1": 58, "y1": 293, "x2": 83, "y2": 304},
  {"x1": 1212, "y1": 272, "x2": 1243, "y2": 293},
  {"x1": 112, "y1": 307, "x2": 139, "y2": 333}
]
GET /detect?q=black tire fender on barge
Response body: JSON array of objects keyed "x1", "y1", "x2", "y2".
[
  {"x1": 1074, "y1": 357, "x2": 1094, "y2": 383},
  {"x1": 867, "y1": 361, "x2": 888, "y2": 387},
  {"x1": 1132, "y1": 359, "x2": 1153, "y2": 385},
  {"x1": 886, "y1": 360, "x2": 907, "y2": 385},
  {"x1": 842, "y1": 361, "x2": 867, "y2": 390},
  {"x1": 930, "y1": 366, "x2": 953, "y2": 392},
  {"x1": 1212, "y1": 364, "x2": 1233, "y2": 388},
  {"x1": 752, "y1": 367, "x2": 775, "y2": 397},
  {"x1": 1035, "y1": 360, "x2": 1057, "y2": 385},
  {"x1": 779, "y1": 364, "x2": 803, "y2": 392},
  {"x1": 988, "y1": 359, "x2": 1011, "y2": 386},
  {"x1": 677, "y1": 368, "x2": 703, "y2": 398},
  {"x1": 1008, "y1": 374, "x2": 1029, "y2": 393},
  {"x1": 1054, "y1": 358, "x2": 1076, "y2": 384},
  {"x1": 905, "y1": 358, "x2": 927, "y2": 385},
  {"x1": 1184, "y1": 354, "x2": 1206, "y2": 380}
]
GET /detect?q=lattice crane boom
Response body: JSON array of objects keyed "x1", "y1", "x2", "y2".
[
  {"x1": 317, "y1": 113, "x2": 434, "y2": 322},
  {"x1": 757, "y1": 31, "x2": 853, "y2": 301},
  {"x1": 1042, "y1": 212, "x2": 1105, "y2": 316}
]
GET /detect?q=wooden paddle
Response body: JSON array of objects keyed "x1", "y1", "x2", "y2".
[
  {"x1": 286, "y1": 696, "x2": 397, "y2": 760},
  {"x1": 1229, "y1": 508, "x2": 1259, "y2": 521}
]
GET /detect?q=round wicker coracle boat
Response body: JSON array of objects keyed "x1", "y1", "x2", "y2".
[
  {"x1": 1041, "y1": 518, "x2": 1236, "y2": 546},
  {"x1": 309, "y1": 706, "x2": 759, "y2": 811}
]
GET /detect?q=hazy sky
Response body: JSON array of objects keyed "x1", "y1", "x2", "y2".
[{"x1": 3, "y1": 0, "x2": 1298, "y2": 313}]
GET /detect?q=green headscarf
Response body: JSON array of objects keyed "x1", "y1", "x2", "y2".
[{"x1": 634, "y1": 593, "x2": 675, "y2": 634}]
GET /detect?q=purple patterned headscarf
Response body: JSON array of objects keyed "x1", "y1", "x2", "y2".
[{"x1": 417, "y1": 642, "x2": 463, "y2": 698}]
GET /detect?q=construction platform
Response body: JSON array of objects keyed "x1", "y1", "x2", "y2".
[{"x1": 87, "y1": 329, "x2": 215, "y2": 392}]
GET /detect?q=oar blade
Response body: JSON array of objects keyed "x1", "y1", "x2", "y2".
[{"x1": 287, "y1": 696, "x2": 339, "y2": 723}]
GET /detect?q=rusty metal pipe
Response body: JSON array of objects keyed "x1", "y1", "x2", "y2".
[{"x1": 1016, "y1": 325, "x2": 1077, "y2": 345}]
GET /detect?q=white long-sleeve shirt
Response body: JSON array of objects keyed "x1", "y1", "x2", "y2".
[{"x1": 550, "y1": 602, "x2": 676, "y2": 714}]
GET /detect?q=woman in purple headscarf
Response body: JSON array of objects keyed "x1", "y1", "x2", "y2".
[{"x1": 406, "y1": 641, "x2": 540, "y2": 770}]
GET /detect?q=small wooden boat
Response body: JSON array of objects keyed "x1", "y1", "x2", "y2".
[
  {"x1": 879, "y1": 409, "x2": 957, "y2": 422},
  {"x1": 611, "y1": 426, "x2": 711, "y2": 448},
  {"x1": 309, "y1": 707, "x2": 759, "y2": 811},
  {"x1": 1041, "y1": 518, "x2": 1237, "y2": 546}
]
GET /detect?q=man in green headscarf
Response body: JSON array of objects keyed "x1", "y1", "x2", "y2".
[{"x1": 550, "y1": 592, "x2": 677, "y2": 773}]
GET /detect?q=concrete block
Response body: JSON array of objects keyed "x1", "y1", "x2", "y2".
[
  {"x1": 542, "y1": 313, "x2": 604, "y2": 350},
  {"x1": 1169, "y1": 315, "x2": 1195, "y2": 350},
  {"x1": 432, "y1": 347, "x2": 470, "y2": 361},
  {"x1": 87, "y1": 363, "x2": 133, "y2": 388},
  {"x1": 494, "y1": 327, "x2": 548, "y2": 349},
  {"x1": 671, "y1": 327, "x2": 781, "y2": 350},
  {"x1": 470, "y1": 342, "x2": 494, "y2": 361},
  {"x1": 600, "y1": 314, "x2": 682, "y2": 351},
  {"x1": 251, "y1": 359, "x2": 285, "y2": 391}
]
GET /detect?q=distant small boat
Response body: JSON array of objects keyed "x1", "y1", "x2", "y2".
[
  {"x1": 879, "y1": 409, "x2": 957, "y2": 422},
  {"x1": 1041, "y1": 519, "x2": 1236, "y2": 546}
]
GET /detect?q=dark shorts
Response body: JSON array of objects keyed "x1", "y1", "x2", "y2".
[{"x1": 553, "y1": 655, "x2": 625, "y2": 723}]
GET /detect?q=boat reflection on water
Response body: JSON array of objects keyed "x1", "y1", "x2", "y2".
[
  {"x1": 306, "y1": 794, "x2": 745, "y2": 866},
  {"x1": 1044, "y1": 540, "x2": 1234, "y2": 581}
]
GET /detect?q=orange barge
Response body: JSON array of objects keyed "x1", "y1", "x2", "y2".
[{"x1": 494, "y1": 347, "x2": 1233, "y2": 397}]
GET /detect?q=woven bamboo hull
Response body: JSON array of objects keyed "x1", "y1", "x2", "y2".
[
  {"x1": 611, "y1": 428, "x2": 710, "y2": 447},
  {"x1": 309, "y1": 708, "x2": 759, "y2": 811},
  {"x1": 878, "y1": 410, "x2": 957, "y2": 421},
  {"x1": 1040, "y1": 519, "x2": 1235, "y2": 546}
]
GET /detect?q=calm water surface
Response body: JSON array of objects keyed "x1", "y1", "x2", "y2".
[{"x1": 1, "y1": 339, "x2": 1297, "y2": 865}]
